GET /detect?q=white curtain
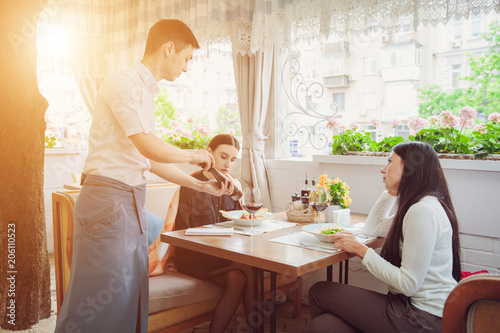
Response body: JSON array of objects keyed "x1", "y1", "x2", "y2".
[{"x1": 233, "y1": 50, "x2": 274, "y2": 209}]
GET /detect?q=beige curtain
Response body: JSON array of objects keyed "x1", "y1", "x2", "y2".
[{"x1": 233, "y1": 50, "x2": 274, "y2": 209}]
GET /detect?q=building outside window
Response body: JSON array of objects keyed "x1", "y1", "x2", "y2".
[
  {"x1": 333, "y1": 93, "x2": 345, "y2": 110},
  {"x1": 451, "y1": 64, "x2": 461, "y2": 88},
  {"x1": 363, "y1": 57, "x2": 378, "y2": 75},
  {"x1": 470, "y1": 13, "x2": 482, "y2": 37}
]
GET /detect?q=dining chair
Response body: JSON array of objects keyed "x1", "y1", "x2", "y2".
[{"x1": 442, "y1": 274, "x2": 500, "y2": 333}]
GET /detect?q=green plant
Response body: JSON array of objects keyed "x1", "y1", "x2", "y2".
[
  {"x1": 317, "y1": 174, "x2": 351, "y2": 208},
  {"x1": 369, "y1": 135, "x2": 406, "y2": 152},
  {"x1": 331, "y1": 130, "x2": 373, "y2": 155},
  {"x1": 158, "y1": 118, "x2": 212, "y2": 150},
  {"x1": 471, "y1": 122, "x2": 500, "y2": 158},
  {"x1": 154, "y1": 88, "x2": 178, "y2": 129},
  {"x1": 45, "y1": 135, "x2": 56, "y2": 148},
  {"x1": 410, "y1": 127, "x2": 474, "y2": 154}
]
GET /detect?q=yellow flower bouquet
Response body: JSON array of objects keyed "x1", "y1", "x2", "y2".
[{"x1": 317, "y1": 174, "x2": 352, "y2": 209}]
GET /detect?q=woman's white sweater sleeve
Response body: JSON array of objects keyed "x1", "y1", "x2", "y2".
[
  {"x1": 362, "y1": 201, "x2": 441, "y2": 296},
  {"x1": 363, "y1": 191, "x2": 398, "y2": 237}
]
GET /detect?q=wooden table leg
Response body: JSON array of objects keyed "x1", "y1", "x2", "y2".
[
  {"x1": 252, "y1": 267, "x2": 264, "y2": 333},
  {"x1": 338, "y1": 261, "x2": 343, "y2": 283},
  {"x1": 344, "y1": 259, "x2": 349, "y2": 284},
  {"x1": 327, "y1": 265, "x2": 333, "y2": 281},
  {"x1": 270, "y1": 271, "x2": 277, "y2": 333}
]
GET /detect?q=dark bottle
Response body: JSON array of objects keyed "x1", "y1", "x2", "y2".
[
  {"x1": 207, "y1": 167, "x2": 243, "y2": 201},
  {"x1": 301, "y1": 173, "x2": 311, "y2": 197}
]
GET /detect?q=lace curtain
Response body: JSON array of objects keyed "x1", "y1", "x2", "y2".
[
  {"x1": 249, "y1": 0, "x2": 500, "y2": 54},
  {"x1": 46, "y1": 0, "x2": 500, "y2": 66}
]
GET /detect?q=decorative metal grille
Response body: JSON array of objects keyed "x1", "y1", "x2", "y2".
[{"x1": 278, "y1": 47, "x2": 340, "y2": 157}]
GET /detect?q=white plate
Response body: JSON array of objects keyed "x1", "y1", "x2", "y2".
[
  {"x1": 302, "y1": 223, "x2": 363, "y2": 243},
  {"x1": 223, "y1": 210, "x2": 274, "y2": 227}
]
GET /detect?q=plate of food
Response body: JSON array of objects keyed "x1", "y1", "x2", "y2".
[
  {"x1": 220, "y1": 209, "x2": 274, "y2": 227},
  {"x1": 302, "y1": 223, "x2": 363, "y2": 243}
]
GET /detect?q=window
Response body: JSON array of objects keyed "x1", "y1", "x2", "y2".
[
  {"x1": 470, "y1": 14, "x2": 482, "y2": 37},
  {"x1": 332, "y1": 93, "x2": 345, "y2": 110},
  {"x1": 451, "y1": 64, "x2": 461, "y2": 88},
  {"x1": 323, "y1": 54, "x2": 346, "y2": 76},
  {"x1": 382, "y1": 45, "x2": 420, "y2": 67},
  {"x1": 363, "y1": 57, "x2": 378, "y2": 75},
  {"x1": 453, "y1": 19, "x2": 463, "y2": 40}
]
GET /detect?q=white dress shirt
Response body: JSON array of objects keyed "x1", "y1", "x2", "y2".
[{"x1": 83, "y1": 63, "x2": 159, "y2": 186}]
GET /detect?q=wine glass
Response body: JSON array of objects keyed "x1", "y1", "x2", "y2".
[
  {"x1": 242, "y1": 187, "x2": 263, "y2": 235},
  {"x1": 310, "y1": 186, "x2": 329, "y2": 223}
]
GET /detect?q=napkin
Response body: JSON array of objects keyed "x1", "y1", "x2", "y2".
[
  {"x1": 185, "y1": 227, "x2": 233, "y2": 236},
  {"x1": 210, "y1": 220, "x2": 297, "y2": 236}
]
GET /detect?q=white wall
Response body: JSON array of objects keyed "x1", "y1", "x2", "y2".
[{"x1": 267, "y1": 156, "x2": 500, "y2": 301}]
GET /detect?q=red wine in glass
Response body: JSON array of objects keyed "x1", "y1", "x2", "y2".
[
  {"x1": 242, "y1": 203, "x2": 264, "y2": 215},
  {"x1": 311, "y1": 202, "x2": 328, "y2": 212}
]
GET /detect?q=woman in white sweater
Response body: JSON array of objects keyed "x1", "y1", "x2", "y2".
[{"x1": 308, "y1": 141, "x2": 461, "y2": 332}]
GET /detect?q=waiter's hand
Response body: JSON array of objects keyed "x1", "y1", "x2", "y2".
[
  {"x1": 201, "y1": 179, "x2": 234, "y2": 197},
  {"x1": 189, "y1": 149, "x2": 215, "y2": 171}
]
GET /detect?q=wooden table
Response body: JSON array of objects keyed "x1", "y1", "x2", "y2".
[{"x1": 161, "y1": 212, "x2": 384, "y2": 332}]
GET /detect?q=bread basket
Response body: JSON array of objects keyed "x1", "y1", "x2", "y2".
[{"x1": 286, "y1": 202, "x2": 317, "y2": 223}]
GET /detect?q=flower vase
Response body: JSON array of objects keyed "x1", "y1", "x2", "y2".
[{"x1": 325, "y1": 205, "x2": 351, "y2": 226}]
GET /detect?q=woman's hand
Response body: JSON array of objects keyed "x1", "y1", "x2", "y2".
[
  {"x1": 330, "y1": 232, "x2": 369, "y2": 259},
  {"x1": 189, "y1": 149, "x2": 215, "y2": 171}
]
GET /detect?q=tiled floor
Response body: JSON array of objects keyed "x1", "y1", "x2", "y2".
[{"x1": 180, "y1": 301, "x2": 311, "y2": 333}]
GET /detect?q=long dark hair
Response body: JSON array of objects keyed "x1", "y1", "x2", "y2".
[{"x1": 380, "y1": 142, "x2": 461, "y2": 282}]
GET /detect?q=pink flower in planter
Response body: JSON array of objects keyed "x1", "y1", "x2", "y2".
[
  {"x1": 182, "y1": 130, "x2": 193, "y2": 139},
  {"x1": 488, "y1": 112, "x2": 500, "y2": 124},
  {"x1": 327, "y1": 117, "x2": 341, "y2": 130},
  {"x1": 339, "y1": 124, "x2": 348, "y2": 133},
  {"x1": 369, "y1": 118, "x2": 381, "y2": 127},
  {"x1": 474, "y1": 123, "x2": 487, "y2": 133},
  {"x1": 459, "y1": 106, "x2": 477, "y2": 121},
  {"x1": 428, "y1": 115, "x2": 440, "y2": 126},
  {"x1": 227, "y1": 129, "x2": 235, "y2": 135},
  {"x1": 389, "y1": 118, "x2": 402, "y2": 128},
  {"x1": 157, "y1": 127, "x2": 167, "y2": 135},
  {"x1": 170, "y1": 120, "x2": 180, "y2": 128},
  {"x1": 457, "y1": 117, "x2": 475, "y2": 129},
  {"x1": 186, "y1": 117, "x2": 195, "y2": 124},
  {"x1": 199, "y1": 125, "x2": 212, "y2": 137},
  {"x1": 350, "y1": 122, "x2": 359, "y2": 130},
  {"x1": 408, "y1": 117, "x2": 428, "y2": 133},
  {"x1": 440, "y1": 110, "x2": 458, "y2": 128}
]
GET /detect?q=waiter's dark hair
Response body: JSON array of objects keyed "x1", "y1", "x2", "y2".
[
  {"x1": 144, "y1": 19, "x2": 200, "y2": 56},
  {"x1": 380, "y1": 141, "x2": 461, "y2": 282},
  {"x1": 207, "y1": 134, "x2": 240, "y2": 151}
]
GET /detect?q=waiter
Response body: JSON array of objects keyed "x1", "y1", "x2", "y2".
[{"x1": 55, "y1": 19, "x2": 233, "y2": 333}]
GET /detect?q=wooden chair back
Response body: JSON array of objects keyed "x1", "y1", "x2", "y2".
[{"x1": 442, "y1": 274, "x2": 500, "y2": 333}]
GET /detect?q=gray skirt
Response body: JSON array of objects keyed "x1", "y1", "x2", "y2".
[{"x1": 55, "y1": 174, "x2": 148, "y2": 333}]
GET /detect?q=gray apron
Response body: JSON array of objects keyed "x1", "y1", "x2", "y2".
[{"x1": 55, "y1": 174, "x2": 148, "y2": 333}]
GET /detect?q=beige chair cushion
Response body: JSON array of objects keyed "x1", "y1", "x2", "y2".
[
  {"x1": 467, "y1": 300, "x2": 500, "y2": 333},
  {"x1": 148, "y1": 271, "x2": 223, "y2": 314}
]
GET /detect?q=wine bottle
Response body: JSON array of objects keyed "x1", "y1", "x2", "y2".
[{"x1": 207, "y1": 167, "x2": 243, "y2": 201}]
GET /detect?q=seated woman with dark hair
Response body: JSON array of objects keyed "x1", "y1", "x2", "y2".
[
  {"x1": 173, "y1": 133, "x2": 254, "y2": 333},
  {"x1": 308, "y1": 141, "x2": 461, "y2": 333}
]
